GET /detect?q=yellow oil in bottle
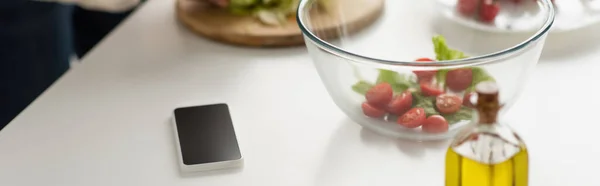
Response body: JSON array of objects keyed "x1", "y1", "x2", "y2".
[
  {"x1": 445, "y1": 81, "x2": 529, "y2": 186},
  {"x1": 445, "y1": 145, "x2": 528, "y2": 186}
]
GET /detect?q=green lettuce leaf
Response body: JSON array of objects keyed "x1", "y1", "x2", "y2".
[
  {"x1": 466, "y1": 67, "x2": 496, "y2": 92},
  {"x1": 230, "y1": 0, "x2": 260, "y2": 7},
  {"x1": 351, "y1": 81, "x2": 374, "y2": 95},
  {"x1": 442, "y1": 107, "x2": 474, "y2": 124},
  {"x1": 436, "y1": 69, "x2": 449, "y2": 87},
  {"x1": 376, "y1": 69, "x2": 417, "y2": 93},
  {"x1": 412, "y1": 92, "x2": 439, "y2": 116},
  {"x1": 432, "y1": 35, "x2": 468, "y2": 61},
  {"x1": 227, "y1": 0, "x2": 299, "y2": 25},
  {"x1": 229, "y1": 6, "x2": 254, "y2": 15}
]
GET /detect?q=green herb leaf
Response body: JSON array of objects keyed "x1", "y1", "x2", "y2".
[
  {"x1": 229, "y1": 6, "x2": 254, "y2": 15},
  {"x1": 351, "y1": 81, "x2": 374, "y2": 95},
  {"x1": 376, "y1": 69, "x2": 417, "y2": 93},
  {"x1": 442, "y1": 107, "x2": 474, "y2": 124},
  {"x1": 412, "y1": 92, "x2": 439, "y2": 116},
  {"x1": 230, "y1": 0, "x2": 260, "y2": 7},
  {"x1": 436, "y1": 69, "x2": 449, "y2": 87},
  {"x1": 432, "y1": 35, "x2": 468, "y2": 61},
  {"x1": 376, "y1": 69, "x2": 398, "y2": 84},
  {"x1": 466, "y1": 67, "x2": 496, "y2": 92}
]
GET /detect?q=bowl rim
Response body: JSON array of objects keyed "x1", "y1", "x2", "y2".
[{"x1": 296, "y1": 0, "x2": 556, "y2": 67}]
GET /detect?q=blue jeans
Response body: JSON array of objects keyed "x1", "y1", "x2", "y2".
[
  {"x1": 0, "y1": 1, "x2": 72, "y2": 129},
  {"x1": 0, "y1": 2, "x2": 137, "y2": 130}
]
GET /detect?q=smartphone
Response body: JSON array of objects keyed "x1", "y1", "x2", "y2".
[{"x1": 172, "y1": 103, "x2": 243, "y2": 172}]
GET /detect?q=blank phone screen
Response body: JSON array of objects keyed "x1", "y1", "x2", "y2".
[{"x1": 174, "y1": 104, "x2": 241, "y2": 165}]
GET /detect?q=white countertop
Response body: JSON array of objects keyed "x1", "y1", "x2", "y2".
[{"x1": 2, "y1": 0, "x2": 600, "y2": 185}]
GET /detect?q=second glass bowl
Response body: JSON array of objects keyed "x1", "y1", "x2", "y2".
[{"x1": 298, "y1": 0, "x2": 555, "y2": 141}]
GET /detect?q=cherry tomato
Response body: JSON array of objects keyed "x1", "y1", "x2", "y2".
[
  {"x1": 416, "y1": 58, "x2": 434, "y2": 62},
  {"x1": 470, "y1": 134, "x2": 479, "y2": 141},
  {"x1": 413, "y1": 58, "x2": 437, "y2": 83},
  {"x1": 457, "y1": 0, "x2": 480, "y2": 16},
  {"x1": 436, "y1": 94, "x2": 463, "y2": 114},
  {"x1": 387, "y1": 91, "x2": 413, "y2": 115},
  {"x1": 479, "y1": 1, "x2": 500, "y2": 23},
  {"x1": 446, "y1": 68, "x2": 473, "y2": 92},
  {"x1": 463, "y1": 92, "x2": 476, "y2": 108},
  {"x1": 422, "y1": 115, "x2": 449, "y2": 133},
  {"x1": 420, "y1": 83, "x2": 445, "y2": 97},
  {"x1": 397, "y1": 108, "x2": 426, "y2": 128},
  {"x1": 365, "y1": 83, "x2": 393, "y2": 107},
  {"x1": 361, "y1": 102, "x2": 386, "y2": 118}
]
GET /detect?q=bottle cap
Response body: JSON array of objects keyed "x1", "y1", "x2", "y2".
[{"x1": 475, "y1": 81, "x2": 500, "y2": 124}]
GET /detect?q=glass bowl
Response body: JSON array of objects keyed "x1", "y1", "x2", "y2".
[{"x1": 297, "y1": 0, "x2": 555, "y2": 141}]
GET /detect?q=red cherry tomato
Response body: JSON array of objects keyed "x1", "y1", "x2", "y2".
[
  {"x1": 413, "y1": 58, "x2": 437, "y2": 83},
  {"x1": 420, "y1": 83, "x2": 445, "y2": 97},
  {"x1": 397, "y1": 108, "x2": 426, "y2": 128},
  {"x1": 422, "y1": 115, "x2": 449, "y2": 133},
  {"x1": 361, "y1": 102, "x2": 386, "y2": 118},
  {"x1": 365, "y1": 83, "x2": 393, "y2": 107},
  {"x1": 463, "y1": 92, "x2": 476, "y2": 108},
  {"x1": 416, "y1": 58, "x2": 434, "y2": 62},
  {"x1": 436, "y1": 94, "x2": 463, "y2": 114},
  {"x1": 446, "y1": 68, "x2": 473, "y2": 92},
  {"x1": 387, "y1": 91, "x2": 413, "y2": 115},
  {"x1": 479, "y1": 1, "x2": 500, "y2": 23},
  {"x1": 457, "y1": 0, "x2": 480, "y2": 16},
  {"x1": 415, "y1": 72, "x2": 437, "y2": 83}
]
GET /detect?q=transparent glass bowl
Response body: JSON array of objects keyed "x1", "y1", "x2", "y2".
[{"x1": 297, "y1": 0, "x2": 555, "y2": 141}]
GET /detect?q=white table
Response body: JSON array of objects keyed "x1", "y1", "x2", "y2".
[{"x1": 1, "y1": 0, "x2": 600, "y2": 185}]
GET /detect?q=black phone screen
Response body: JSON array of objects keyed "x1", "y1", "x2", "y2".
[{"x1": 174, "y1": 104, "x2": 241, "y2": 165}]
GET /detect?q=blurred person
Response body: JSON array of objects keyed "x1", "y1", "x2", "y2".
[
  {"x1": 0, "y1": 0, "x2": 140, "y2": 130},
  {"x1": 72, "y1": 1, "x2": 146, "y2": 58}
]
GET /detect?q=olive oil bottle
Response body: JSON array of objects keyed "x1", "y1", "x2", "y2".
[{"x1": 445, "y1": 81, "x2": 529, "y2": 186}]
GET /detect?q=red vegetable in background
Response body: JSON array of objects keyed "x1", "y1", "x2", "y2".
[
  {"x1": 460, "y1": 0, "x2": 555, "y2": 24},
  {"x1": 436, "y1": 94, "x2": 462, "y2": 114},
  {"x1": 398, "y1": 108, "x2": 426, "y2": 128},
  {"x1": 413, "y1": 58, "x2": 437, "y2": 83},
  {"x1": 387, "y1": 91, "x2": 413, "y2": 115},
  {"x1": 479, "y1": 1, "x2": 500, "y2": 23},
  {"x1": 422, "y1": 115, "x2": 450, "y2": 133},
  {"x1": 361, "y1": 102, "x2": 386, "y2": 118},
  {"x1": 446, "y1": 68, "x2": 473, "y2": 91},
  {"x1": 365, "y1": 83, "x2": 393, "y2": 107},
  {"x1": 457, "y1": 0, "x2": 480, "y2": 16},
  {"x1": 420, "y1": 83, "x2": 445, "y2": 97}
]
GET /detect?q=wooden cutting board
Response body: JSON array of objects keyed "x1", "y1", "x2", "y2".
[{"x1": 175, "y1": 0, "x2": 385, "y2": 47}]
